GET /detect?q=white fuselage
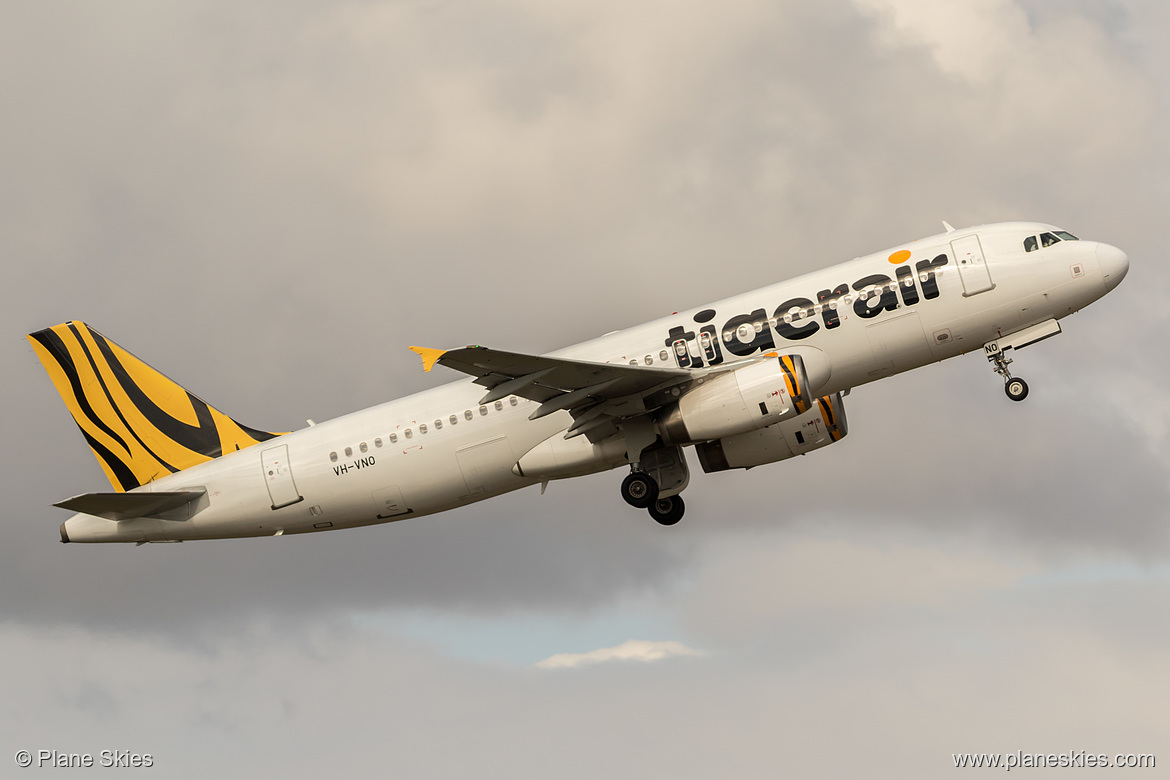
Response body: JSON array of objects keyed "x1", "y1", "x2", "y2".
[{"x1": 61, "y1": 222, "x2": 1127, "y2": 542}]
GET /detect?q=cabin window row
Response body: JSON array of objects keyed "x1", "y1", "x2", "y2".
[
  {"x1": 328, "y1": 397, "x2": 520, "y2": 462},
  {"x1": 628, "y1": 349, "x2": 674, "y2": 366}
]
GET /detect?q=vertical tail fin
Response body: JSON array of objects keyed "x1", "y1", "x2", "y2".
[{"x1": 28, "y1": 322, "x2": 283, "y2": 491}]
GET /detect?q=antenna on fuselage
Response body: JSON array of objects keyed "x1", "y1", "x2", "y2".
[{"x1": 942, "y1": 220, "x2": 956, "y2": 233}]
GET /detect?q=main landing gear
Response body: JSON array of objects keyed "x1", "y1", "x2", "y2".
[
  {"x1": 648, "y1": 495, "x2": 685, "y2": 526},
  {"x1": 985, "y1": 341, "x2": 1029, "y2": 402},
  {"x1": 622, "y1": 470, "x2": 686, "y2": 525},
  {"x1": 621, "y1": 472, "x2": 657, "y2": 508},
  {"x1": 619, "y1": 444, "x2": 690, "y2": 526}
]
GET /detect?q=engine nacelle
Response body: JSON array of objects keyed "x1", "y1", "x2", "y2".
[
  {"x1": 658, "y1": 354, "x2": 812, "y2": 445},
  {"x1": 695, "y1": 392, "x2": 848, "y2": 472}
]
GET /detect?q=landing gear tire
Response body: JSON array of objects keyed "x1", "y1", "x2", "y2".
[
  {"x1": 648, "y1": 495, "x2": 685, "y2": 526},
  {"x1": 1005, "y1": 377, "x2": 1029, "y2": 402},
  {"x1": 621, "y1": 472, "x2": 658, "y2": 509}
]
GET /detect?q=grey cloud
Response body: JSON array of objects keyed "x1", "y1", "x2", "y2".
[{"x1": 3, "y1": 536, "x2": 1167, "y2": 779}]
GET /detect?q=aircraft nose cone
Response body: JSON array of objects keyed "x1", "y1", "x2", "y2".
[{"x1": 1097, "y1": 242, "x2": 1129, "y2": 291}]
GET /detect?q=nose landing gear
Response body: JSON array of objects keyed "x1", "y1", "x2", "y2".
[
  {"x1": 985, "y1": 341, "x2": 1028, "y2": 402},
  {"x1": 982, "y1": 320, "x2": 1063, "y2": 402}
]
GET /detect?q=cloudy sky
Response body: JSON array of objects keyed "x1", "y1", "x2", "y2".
[{"x1": 3, "y1": 0, "x2": 1168, "y2": 776}]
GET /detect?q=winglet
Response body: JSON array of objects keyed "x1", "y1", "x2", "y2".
[{"x1": 409, "y1": 346, "x2": 447, "y2": 373}]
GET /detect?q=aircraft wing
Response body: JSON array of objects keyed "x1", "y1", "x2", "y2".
[{"x1": 410, "y1": 345, "x2": 698, "y2": 441}]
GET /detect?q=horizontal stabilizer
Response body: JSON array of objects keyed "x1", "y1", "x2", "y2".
[{"x1": 54, "y1": 489, "x2": 207, "y2": 521}]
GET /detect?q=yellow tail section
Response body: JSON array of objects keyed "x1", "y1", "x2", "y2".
[{"x1": 28, "y1": 322, "x2": 283, "y2": 492}]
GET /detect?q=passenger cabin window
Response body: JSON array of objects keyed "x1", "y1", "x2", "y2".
[
  {"x1": 479, "y1": 406, "x2": 488, "y2": 416},
  {"x1": 345, "y1": 447, "x2": 353, "y2": 457},
  {"x1": 420, "y1": 423, "x2": 428, "y2": 434},
  {"x1": 434, "y1": 419, "x2": 442, "y2": 429},
  {"x1": 464, "y1": 410, "x2": 473, "y2": 421},
  {"x1": 509, "y1": 397, "x2": 518, "y2": 406},
  {"x1": 360, "y1": 442, "x2": 368, "y2": 453},
  {"x1": 389, "y1": 433, "x2": 398, "y2": 443},
  {"x1": 330, "y1": 451, "x2": 338, "y2": 462},
  {"x1": 374, "y1": 438, "x2": 382, "y2": 448},
  {"x1": 660, "y1": 350, "x2": 669, "y2": 361},
  {"x1": 404, "y1": 429, "x2": 412, "y2": 439},
  {"x1": 450, "y1": 415, "x2": 458, "y2": 425},
  {"x1": 494, "y1": 400, "x2": 503, "y2": 411}
]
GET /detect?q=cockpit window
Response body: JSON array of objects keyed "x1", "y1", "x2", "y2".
[{"x1": 1025, "y1": 230, "x2": 1078, "y2": 253}]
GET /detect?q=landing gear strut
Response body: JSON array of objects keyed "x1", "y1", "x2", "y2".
[{"x1": 985, "y1": 341, "x2": 1029, "y2": 402}]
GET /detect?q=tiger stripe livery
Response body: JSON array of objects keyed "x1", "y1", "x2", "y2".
[
  {"x1": 816, "y1": 394, "x2": 848, "y2": 442},
  {"x1": 28, "y1": 322, "x2": 282, "y2": 492},
  {"x1": 778, "y1": 354, "x2": 812, "y2": 414}
]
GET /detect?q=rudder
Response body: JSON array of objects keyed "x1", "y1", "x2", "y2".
[{"x1": 28, "y1": 321, "x2": 282, "y2": 491}]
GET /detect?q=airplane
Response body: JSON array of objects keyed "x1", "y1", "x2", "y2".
[{"x1": 29, "y1": 221, "x2": 1128, "y2": 543}]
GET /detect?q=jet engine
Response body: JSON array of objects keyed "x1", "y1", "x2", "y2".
[
  {"x1": 658, "y1": 354, "x2": 812, "y2": 445},
  {"x1": 695, "y1": 392, "x2": 848, "y2": 472}
]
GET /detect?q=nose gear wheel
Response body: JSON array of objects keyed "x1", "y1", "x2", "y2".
[{"x1": 1005, "y1": 377, "x2": 1029, "y2": 401}]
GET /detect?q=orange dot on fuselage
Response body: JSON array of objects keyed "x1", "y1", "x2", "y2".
[{"x1": 888, "y1": 249, "x2": 911, "y2": 264}]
